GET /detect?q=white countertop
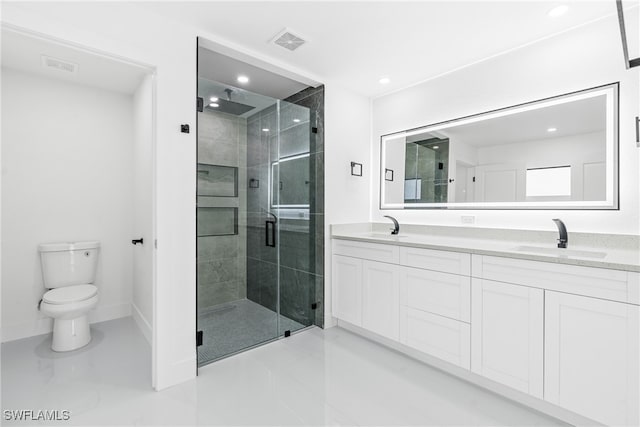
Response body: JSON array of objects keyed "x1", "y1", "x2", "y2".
[{"x1": 331, "y1": 223, "x2": 640, "y2": 273}]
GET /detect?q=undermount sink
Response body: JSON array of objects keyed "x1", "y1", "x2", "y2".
[
  {"x1": 363, "y1": 232, "x2": 408, "y2": 239},
  {"x1": 514, "y1": 245, "x2": 607, "y2": 259}
]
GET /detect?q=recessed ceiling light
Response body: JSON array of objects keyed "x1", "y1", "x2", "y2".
[
  {"x1": 262, "y1": 128, "x2": 270, "y2": 132},
  {"x1": 548, "y1": 5, "x2": 568, "y2": 18},
  {"x1": 209, "y1": 103, "x2": 219, "y2": 108},
  {"x1": 379, "y1": 77, "x2": 391, "y2": 85},
  {"x1": 433, "y1": 146, "x2": 439, "y2": 149},
  {"x1": 237, "y1": 75, "x2": 249, "y2": 84},
  {"x1": 210, "y1": 97, "x2": 219, "y2": 102},
  {"x1": 547, "y1": 127, "x2": 557, "y2": 132},
  {"x1": 293, "y1": 119, "x2": 301, "y2": 123}
]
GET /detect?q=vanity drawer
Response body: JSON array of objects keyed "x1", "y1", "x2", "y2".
[
  {"x1": 333, "y1": 239, "x2": 399, "y2": 264},
  {"x1": 400, "y1": 246, "x2": 470, "y2": 276},
  {"x1": 474, "y1": 255, "x2": 637, "y2": 304},
  {"x1": 400, "y1": 266, "x2": 471, "y2": 322},
  {"x1": 400, "y1": 307, "x2": 470, "y2": 369}
]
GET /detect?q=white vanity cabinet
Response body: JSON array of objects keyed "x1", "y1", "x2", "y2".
[
  {"x1": 332, "y1": 240, "x2": 471, "y2": 367},
  {"x1": 473, "y1": 254, "x2": 640, "y2": 426},
  {"x1": 545, "y1": 291, "x2": 640, "y2": 426},
  {"x1": 471, "y1": 279, "x2": 544, "y2": 398},
  {"x1": 331, "y1": 236, "x2": 640, "y2": 426},
  {"x1": 332, "y1": 255, "x2": 363, "y2": 326},
  {"x1": 398, "y1": 249, "x2": 472, "y2": 369},
  {"x1": 362, "y1": 261, "x2": 400, "y2": 340},
  {"x1": 332, "y1": 240, "x2": 400, "y2": 340}
]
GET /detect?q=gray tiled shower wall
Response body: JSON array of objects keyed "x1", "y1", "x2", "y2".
[
  {"x1": 246, "y1": 86, "x2": 325, "y2": 328},
  {"x1": 197, "y1": 110, "x2": 247, "y2": 309}
]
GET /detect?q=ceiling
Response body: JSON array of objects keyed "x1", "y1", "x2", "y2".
[
  {"x1": 141, "y1": 1, "x2": 620, "y2": 97},
  {"x1": 198, "y1": 47, "x2": 309, "y2": 100},
  {"x1": 1, "y1": 28, "x2": 149, "y2": 94}
]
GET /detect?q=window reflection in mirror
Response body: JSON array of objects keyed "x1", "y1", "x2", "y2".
[{"x1": 380, "y1": 83, "x2": 618, "y2": 210}]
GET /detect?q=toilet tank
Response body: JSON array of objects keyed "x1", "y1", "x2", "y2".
[{"x1": 39, "y1": 241, "x2": 100, "y2": 288}]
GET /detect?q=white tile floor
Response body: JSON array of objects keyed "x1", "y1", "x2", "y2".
[{"x1": 2, "y1": 317, "x2": 567, "y2": 426}]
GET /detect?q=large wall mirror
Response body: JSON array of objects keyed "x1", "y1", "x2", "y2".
[{"x1": 380, "y1": 83, "x2": 619, "y2": 210}]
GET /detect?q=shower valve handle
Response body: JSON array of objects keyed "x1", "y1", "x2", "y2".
[{"x1": 132, "y1": 238, "x2": 144, "y2": 245}]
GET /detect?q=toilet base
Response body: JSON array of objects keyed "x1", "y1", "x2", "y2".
[{"x1": 52, "y1": 315, "x2": 91, "y2": 352}]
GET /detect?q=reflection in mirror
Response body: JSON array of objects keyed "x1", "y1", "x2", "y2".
[
  {"x1": 404, "y1": 136, "x2": 449, "y2": 203},
  {"x1": 381, "y1": 83, "x2": 618, "y2": 210},
  {"x1": 271, "y1": 153, "x2": 310, "y2": 208}
]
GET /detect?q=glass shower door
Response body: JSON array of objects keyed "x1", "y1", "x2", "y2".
[
  {"x1": 274, "y1": 99, "x2": 318, "y2": 336},
  {"x1": 196, "y1": 77, "x2": 281, "y2": 365}
]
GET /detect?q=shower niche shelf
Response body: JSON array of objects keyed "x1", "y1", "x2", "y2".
[
  {"x1": 197, "y1": 163, "x2": 238, "y2": 197},
  {"x1": 197, "y1": 207, "x2": 238, "y2": 237}
]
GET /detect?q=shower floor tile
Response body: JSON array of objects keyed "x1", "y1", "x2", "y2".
[{"x1": 198, "y1": 299, "x2": 304, "y2": 364}]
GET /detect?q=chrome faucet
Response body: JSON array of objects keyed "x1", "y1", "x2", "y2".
[
  {"x1": 384, "y1": 215, "x2": 400, "y2": 235},
  {"x1": 552, "y1": 219, "x2": 568, "y2": 248}
]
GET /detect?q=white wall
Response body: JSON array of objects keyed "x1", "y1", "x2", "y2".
[
  {"x1": 1, "y1": 69, "x2": 134, "y2": 342},
  {"x1": 324, "y1": 84, "x2": 372, "y2": 326},
  {"x1": 372, "y1": 15, "x2": 640, "y2": 234}
]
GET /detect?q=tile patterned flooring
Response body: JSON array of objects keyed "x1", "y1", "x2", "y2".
[
  {"x1": 2, "y1": 316, "x2": 567, "y2": 426},
  {"x1": 198, "y1": 299, "x2": 304, "y2": 364}
]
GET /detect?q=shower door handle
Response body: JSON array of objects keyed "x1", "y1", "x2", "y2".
[{"x1": 265, "y1": 220, "x2": 276, "y2": 247}]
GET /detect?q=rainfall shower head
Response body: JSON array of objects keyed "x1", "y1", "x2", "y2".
[{"x1": 206, "y1": 88, "x2": 255, "y2": 116}]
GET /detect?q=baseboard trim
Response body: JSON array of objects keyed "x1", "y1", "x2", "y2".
[
  {"x1": 154, "y1": 355, "x2": 196, "y2": 391},
  {"x1": 132, "y1": 302, "x2": 152, "y2": 345},
  {"x1": 337, "y1": 320, "x2": 599, "y2": 427},
  {"x1": 2, "y1": 302, "x2": 132, "y2": 343}
]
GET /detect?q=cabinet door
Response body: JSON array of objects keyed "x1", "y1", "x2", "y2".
[
  {"x1": 332, "y1": 255, "x2": 363, "y2": 326},
  {"x1": 362, "y1": 260, "x2": 400, "y2": 341},
  {"x1": 471, "y1": 279, "x2": 543, "y2": 398},
  {"x1": 545, "y1": 291, "x2": 639, "y2": 426}
]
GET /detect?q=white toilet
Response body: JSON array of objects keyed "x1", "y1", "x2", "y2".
[{"x1": 39, "y1": 241, "x2": 100, "y2": 352}]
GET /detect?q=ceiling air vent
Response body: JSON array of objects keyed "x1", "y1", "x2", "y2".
[
  {"x1": 272, "y1": 29, "x2": 306, "y2": 52},
  {"x1": 41, "y1": 55, "x2": 78, "y2": 74}
]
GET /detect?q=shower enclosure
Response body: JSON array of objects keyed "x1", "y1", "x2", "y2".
[{"x1": 196, "y1": 45, "x2": 324, "y2": 366}]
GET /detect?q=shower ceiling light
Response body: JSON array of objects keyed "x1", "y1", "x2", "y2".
[
  {"x1": 209, "y1": 103, "x2": 219, "y2": 108},
  {"x1": 379, "y1": 77, "x2": 391, "y2": 84},
  {"x1": 547, "y1": 127, "x2": 557, "y2": 132},
  {"x1": 293, "y1": 119, "x2": 301, "y2": 123},
  {"x1": 237, "y1": 75, "x2": 249, "y2": 84},
  {"x1": 262, "y1": 128, "x2": 270, "y2": 132},
  {"x1": 210, "y1": 97, "x2": 219, "y2": 102}
]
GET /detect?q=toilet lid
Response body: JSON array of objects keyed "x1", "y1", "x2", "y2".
[{"x1": 43, "y1": 285, "x2": 98, "y2": 305}]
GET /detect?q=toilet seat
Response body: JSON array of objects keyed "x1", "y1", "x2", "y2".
[{"x1": 43, "y1": 284, "x2": 98, "y2": 305}]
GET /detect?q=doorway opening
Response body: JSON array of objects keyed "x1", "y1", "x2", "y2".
[{"x1": 196, "y1": 41, "x2": 325, "y2": 365}]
